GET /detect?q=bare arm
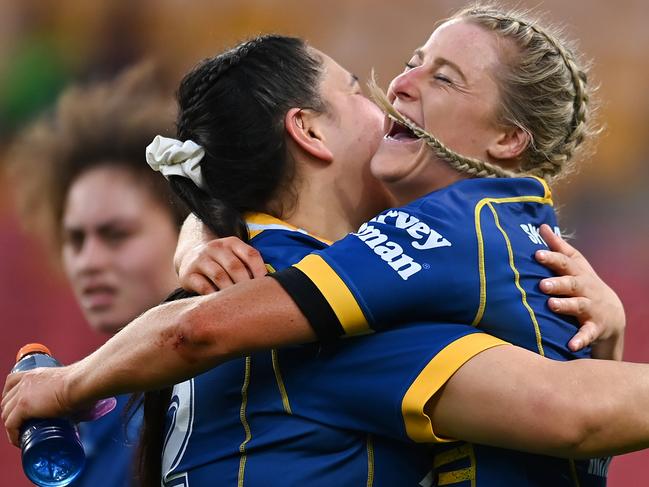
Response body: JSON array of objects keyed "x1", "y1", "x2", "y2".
[
  {"x1": 4, "y1": 301, "x2": 649, "y2": 459},
  {"x1": 429, "y1": 345, "x2": 647, "y2": 458},
  {"x1": 2, "y1": 277, "x2": 314, "y2": 445}
]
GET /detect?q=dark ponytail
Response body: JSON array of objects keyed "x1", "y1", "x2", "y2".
[{"x1": 137, "y1": 34, "x2": 325, "y2": 485}]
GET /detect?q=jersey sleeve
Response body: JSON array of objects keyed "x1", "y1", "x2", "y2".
[
  {"x1": 271, "y1": 206, "x2": 479, "y2": 341},
  {"x1": 283, "y1": 322, "x2": 508, "y2": 443}
]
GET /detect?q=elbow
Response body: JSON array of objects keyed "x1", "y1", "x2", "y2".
[
  {"x1": 540, "y1": 390, "x2": 599, "y2": 459},
  {"x1": 173, "y1": 299, "x2": 237, "y2": 366}
]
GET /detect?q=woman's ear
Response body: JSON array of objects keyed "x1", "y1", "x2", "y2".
[
  {"x1": 487, "y1": 125, "x2": 530, "y2": 162},
  {"x1": 284, "y1": 108, "x2": 333, "y2": 162}
]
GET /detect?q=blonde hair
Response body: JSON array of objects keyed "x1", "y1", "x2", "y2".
[{"x1": 370, "y1": 3, "x2": 598, "y2": 181}]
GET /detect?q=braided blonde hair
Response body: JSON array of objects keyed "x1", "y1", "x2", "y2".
[{"x1": 370, "y1": 3, "x2": 598, "y2": 181}]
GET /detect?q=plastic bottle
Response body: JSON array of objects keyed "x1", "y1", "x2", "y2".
[{"x1": 11, "y1": 344, "x2": 85, "y2": 487}]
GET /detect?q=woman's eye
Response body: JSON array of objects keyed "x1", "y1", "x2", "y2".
[
  {"x1": 434, "y1": 74, "x2": 452, "y2": 85},
  {"x1": 404, "y1": 62, "x2": 419, "y2": 71}
]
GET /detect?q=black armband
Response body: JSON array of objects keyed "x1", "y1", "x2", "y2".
[{"x1": 269, "y1": 267, "x2": 344, "y2": 343}]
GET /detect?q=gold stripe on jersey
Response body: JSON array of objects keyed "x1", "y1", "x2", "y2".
[
  {"x1": 366, "y1": 434, "x2": 375, "y2": 487},
  {"x1": 433, "y1": 443, "x2": 473, "y2": 468},
  {"x1": 271, "y1": 349, "x2": 293, "y2": 414},
  {"x1": 569, "y1": 459, "x2": 582, "y2": 487},
  {"x1": 471, "y1": 191, "x2": 553, "y2": 327},
  {"x1": 487, "y1": 202, "x2": 545, "y2": 355},
  {"x1": 294, "y1": 254, "x2": 370, "y2": 335},
  {"x1": 438, "y1": 467, "x2": 475, "y2": 486},
  {"x1": 237, "y1": 356, "x2": 252, "y2": 487},
  {"x1": 401, "y1": 334, "x2": 509, "y2": 443}
]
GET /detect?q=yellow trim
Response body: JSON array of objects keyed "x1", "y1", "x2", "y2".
[
  {"x1": 401, "y1": 334, "x2": 509, "y2": 443},
  {"x1": 366, "y1": 434, "x2": 375, "y2": 487},
  {"x1": 237, "y1": 356, "x2": 252, "y2": 487},
  {"x1": 438, "y1": 467, "x2": 475, "y2": 486},
  {"x1": 265, "y1": 263, "x2": 276, "y2": 274},
  {"x1": 271, "y1": 350, "x2": 293, "y2": 414},
  {"x1": 529, "y1": 175, "x2": 553, "y2": 200},
  {"x1": 569, "y1": 459, "x2": 581, "y2": 487},
  {"x1": 433, "y1": 443, "x2": 473, "y2": 468},
  {"x1": 293, "y1": 254, "x2": 370, "y2": 336},
  {"x1": 487, "y1": 203, "x2": 545, "y2": 355},
  {"x1": 471, "y1": 194, "x2": 553, "y2": 326},
  {"x1": 245, "y1": 212, "x2": 333, "y2": 244}
]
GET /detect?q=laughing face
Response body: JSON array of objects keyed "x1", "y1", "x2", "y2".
[
  {"x1": 370, "y1": 19, "x2": 508, "y2": 203},
  {"x1": 61, "y1": 165, "x2": 179, "y2": 334}
]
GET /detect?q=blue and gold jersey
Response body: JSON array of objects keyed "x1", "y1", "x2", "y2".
[
  {"x1": 274, "y1": 177, "x2": 587, "y2": 360},
  {"x1": 272, "y1": 178, "x2": 610, "y2": 485},
  {"x1": 161, "y1": 214, "x2": 506, "y2": 486}
]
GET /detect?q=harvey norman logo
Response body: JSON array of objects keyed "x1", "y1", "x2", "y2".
[{"x1": 353, "y1": 210, "x2": 451, "y2": 280}]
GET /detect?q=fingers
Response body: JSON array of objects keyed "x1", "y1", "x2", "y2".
[
  {"x1": 547, "y1": 296, "x2": 589, "y2": 318},
  {"x1": 568, "y1": 321, "x2": 600, "y2": 352},
  {"x1": 182, "y1": 273, "x2": 219, "y2": 295},
  {"x1": 230, "y1": 242, "x2": 267, "y2": 278},
  {"x1": 540, "y1": 275, "x2": 582, "y2": 297},
  {"x1": 178, "y1": 237, "x2": 266, "y2": 293},
  {"x1": 538, "y1": 224, "x2": 577, "y2": 257}
]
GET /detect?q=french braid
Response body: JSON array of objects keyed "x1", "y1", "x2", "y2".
[
  {"x1": 368, "y1": 4, "x2": 596, "y2": 182},
  {"x1": 456, "y1": 4, "x2": 596, "y2": 180}
]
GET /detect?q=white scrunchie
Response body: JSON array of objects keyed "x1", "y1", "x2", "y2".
[{"x1": 145, "y1": 135, "x2": 206, "y2": 189}]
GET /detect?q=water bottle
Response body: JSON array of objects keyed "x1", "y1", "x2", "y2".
[{"x1": 11, "y1": 344, "x2": 85, "y2": 487}]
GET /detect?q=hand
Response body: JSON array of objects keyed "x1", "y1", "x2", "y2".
[
  {"x1": 535, "y1": 224, "x2": 625, "y2": 359},
  {"x1": 2, "y1": 367, "x2": 77, "y2": 447},
  {"x1": 178, "y1": 237, "x2": 268, "y2": 294}
]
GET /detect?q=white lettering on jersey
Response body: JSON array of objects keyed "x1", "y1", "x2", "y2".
[
  {"x1": 520, "y1": 223, "x2": 547, "y2": 246},
  {"x1": 162, "y1": 379, "x2": 195, "y2": 486},
  {"x1": 587, "y1": 457, "x2": 612, "y2": 478},
  {"x1": 372, "y1": 210, "x2": 452, "y2": 250},
  {"x1": 520, "y1": 224, "x2": 563, "y2": 246},
  {"x1": 353, "y1": 211, "x2": 450, "y2": 280}
]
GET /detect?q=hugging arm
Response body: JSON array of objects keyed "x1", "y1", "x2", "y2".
[{"x1": 3, "y1": 295, "x2": 649, "y2": 459}]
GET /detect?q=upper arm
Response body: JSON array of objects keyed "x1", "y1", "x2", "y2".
[{"x1": 427, "y1": 345, "x2": 587, "y2": 457}]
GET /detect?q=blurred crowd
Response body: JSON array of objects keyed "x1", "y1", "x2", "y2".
[{"x1": 1, "y1": 0, "x2": 648, "y2": 485}]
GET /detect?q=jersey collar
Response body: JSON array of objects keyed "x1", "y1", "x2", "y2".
[{"x1": 245, "y1": 212, "x2": 332, "y2": 245}]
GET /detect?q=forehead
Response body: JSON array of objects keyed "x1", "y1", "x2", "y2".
[
  {"x1": 419, "y1": 19, "x2": 502, "y2": 79},
  {"x1": 63, "y1": 166, "x2": 158, "y2": 227},
  {"x1": 310, "y1": 48, "x2": 353, "y2": 88}
]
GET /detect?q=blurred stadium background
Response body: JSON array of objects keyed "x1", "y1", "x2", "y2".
[{"x1": 1, "y1": 0, "x2": 648, "y2": 485}]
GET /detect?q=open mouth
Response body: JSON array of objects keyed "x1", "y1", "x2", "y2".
[{"x1": 385, "y1": 118, "x2": 419, "y2": 142}]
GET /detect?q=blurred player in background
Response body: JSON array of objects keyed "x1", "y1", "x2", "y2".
[{"x1": 4, "y1": 63, "x2": 188, "y2": 486}]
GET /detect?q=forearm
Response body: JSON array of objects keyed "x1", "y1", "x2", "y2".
[
  {"x1": 430, "y1": 346, "x2": 649, "y2": 458},
  {"x1": 66, "y1": 277, "x2": 315, "y2": 407}
]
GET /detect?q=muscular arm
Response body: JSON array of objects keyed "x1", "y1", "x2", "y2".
[
  {"x1": 430, "y1": 345, "x2": 647, "y2": 458},
  {"x1": 4, "y1": 299, "x2": 649, "y2": 459}
]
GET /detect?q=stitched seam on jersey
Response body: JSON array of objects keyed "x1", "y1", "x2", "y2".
[
  {"x1": 437, "y1": 466, "x2": 475, "y2": 486},
  {"x1": 433, "y1": 443, "x2": 473, "y2": 468},
  {"x1": 366, "y1": 434, "x2": 375, "y2": 487},
  {"x1": 487, "y1": 202, "x2": 545, "y2": 356},
  {"x1": 238, "y1": 356, "x2": 252, "y2": 487},
  {"x1": 469, "y1": 443, "x2": 476, "y2": 487},
  {"x1": 471, "y1": 195, "x2": 553, "y2": 326},
  {"x1": 271, "y1": 350, "x2": 293, "y2": 414},
  {"x1": 569, "y1": 459, "x2": 581, "y2": 487}
]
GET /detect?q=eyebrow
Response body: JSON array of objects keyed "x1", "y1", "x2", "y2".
[{"x1": 413, "y1": 48, "x2": 467, "y2": 83}]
